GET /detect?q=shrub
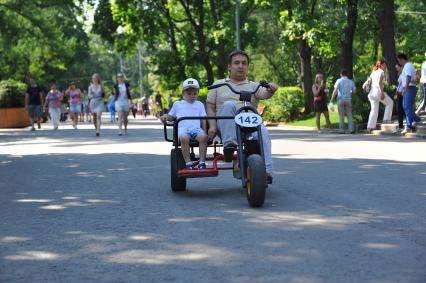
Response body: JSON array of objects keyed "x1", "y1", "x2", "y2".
[
  {"x1": 261, "y1": 86, "x2": 304, "y2": 122},
  {"x1": 0, "y1": 79, "x2": 27, "y2": 108}
]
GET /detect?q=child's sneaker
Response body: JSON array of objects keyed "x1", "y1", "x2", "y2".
[
  {"x1": 186, "y1": 162, "x2": 194, "y2": 170},
  {"x1": 197, "y1": 162, "x2": 206, "y2": 170}
]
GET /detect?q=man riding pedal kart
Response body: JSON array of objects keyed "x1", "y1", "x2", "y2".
[{"x1": 206, "y1": 50, "x2": 278, "y2": 184}]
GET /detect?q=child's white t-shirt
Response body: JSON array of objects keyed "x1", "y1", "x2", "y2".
[{"x1": 168, "y1": 100, "x2": 207, "y2": 135}]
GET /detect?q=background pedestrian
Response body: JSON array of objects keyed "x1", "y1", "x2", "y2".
[
  {"x1": 366, "y1": 59, "x2": 393, "y2": 133},
  {"x1": 65, "y1": 82, "x2": 83, "y2": 129},
  {"x1": 44, "y1": 82, "x2": 62, "y2": 130},
  {"x1": 25, "y1": 78, "x2": 44, "y2": 131},
  {"x1": 88, "y1": 73, "x2": 105, "y2": 136}
]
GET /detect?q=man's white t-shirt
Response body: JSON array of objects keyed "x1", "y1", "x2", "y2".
[
  {"x1": 420, "y1": 61, "x2": 426, "y2": 84},
  {"x1": 168, "y1": 100, "x2": 207, "y2": 135},
  {"x1": 401, "y1": 62, "x2": 416, "y2": 87}
]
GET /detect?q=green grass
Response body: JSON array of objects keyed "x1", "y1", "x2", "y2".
[{"x1": 286, "y1": 104, "x2": 341, "y2": 128}]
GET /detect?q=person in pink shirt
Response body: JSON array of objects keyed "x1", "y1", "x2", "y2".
[
  {"x1": 65, "y1": 82, "x2": 83, "y2": 129},
  {"x1": 44, "y1": 82, "x2": 63, "y2": 130}
]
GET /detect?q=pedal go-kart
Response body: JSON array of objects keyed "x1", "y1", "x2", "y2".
[{"x1": 163, "y1": 81, "x2": 270, "y2": 207}]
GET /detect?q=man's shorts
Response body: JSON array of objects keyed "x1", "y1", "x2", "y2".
[
  {"x1": 115, "y1": 102, "x2": 130, "y2": 113},
  {"x1": 70, "y1": 103, "x2": 81, "y2": 113},
  {"x1": 27, "y1": 105, "x2": 43, "y2": 118},
  {"x1": 179, "y1": 127, "x2": 205, "y2": 140}
]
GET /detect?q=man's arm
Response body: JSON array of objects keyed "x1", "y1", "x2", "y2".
[
  {"x1": 402, "y1": 74, "x2": 411, "y2": 96},
  {"x1": 206, "y1": 102, "x2": 217, "y2": 138},
  {"x1": 256, "y1": 83, "x2": 278, "y2": 99},
  {"x1": 331, "y1": 88, "x2": 338, "y2": 101}
]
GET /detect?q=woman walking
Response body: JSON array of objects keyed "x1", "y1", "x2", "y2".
[
  {"x1": 44, "y1": 82, "x2": 63, "y2": 130},
  {"x1": 113, "y1": 72, "x2": 132, "y2": 136},
  {"x1": 312, "y1": 73, "x2": 332, "y2": 133},
  {"x1": 65, "y1": 82, "x2": 83, "y2": 129},
  {"x1": 366, "y1": 60, "x2": 393, "y2": 132},
  {"x1": 88, "y1": 73, "x2": 105, "y2": 136}
]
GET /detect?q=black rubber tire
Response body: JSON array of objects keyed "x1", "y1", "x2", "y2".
[
  {"x1": 246, "y1": 154, "x2": 267, "y2": 207},
  {"x1": 171, "y1": 148, "x2": 186, "y2": 192}
]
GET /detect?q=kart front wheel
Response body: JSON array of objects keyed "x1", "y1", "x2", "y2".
[
  {"x1": 171, "y1": 148, "x2": 186, "y2": 192},
  {"x1": 246, "y1": 154, "x2": 267, "y2": 207}
]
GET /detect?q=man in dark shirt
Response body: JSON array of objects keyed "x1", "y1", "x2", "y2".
[{"x1": 25, "y1": 78, "x2": 44, "y2": 131}]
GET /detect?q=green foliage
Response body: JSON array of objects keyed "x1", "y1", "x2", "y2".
[
  {"x1": 0, "y1": 80, "x2": 27, "y2": 108},
  {"x1": 261, "y1": 87, "x2": 304, "y2": 122},
  {"x1": 198, "y1": 87, "x2": 209, "y2": 104},
  {"x1": 0, "y1": 0, "x2": 90, "y2": 85}
]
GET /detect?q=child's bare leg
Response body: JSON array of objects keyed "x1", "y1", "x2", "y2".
[
  {"x1": 196, "y1": 133, "x2": 208, "y2": 162},
  {"x1": 324, "y1": 111, "x2": 332, "y2": 129},
  {"x1": 179, "y1": 135, "x2": 191, "y2": 163}
]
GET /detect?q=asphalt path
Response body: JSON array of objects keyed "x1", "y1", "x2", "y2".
[{"x1": 1, "y1": 116, "x2": 425, "y2": 283}]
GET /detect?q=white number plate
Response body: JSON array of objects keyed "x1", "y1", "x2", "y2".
[{"x1": 234, "y1": 113, "x2": 263, "y2": 128}]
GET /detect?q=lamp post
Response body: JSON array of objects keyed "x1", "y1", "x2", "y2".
[
  {"x1": 138, "y1": 41, "x2": 143, "y2": 98},
  {"x1": 116, "y1": 25, "x2": 125, "y2": 73},
  {"x1": 235, "y1": 0, "x2": 241, "y2": 50}
]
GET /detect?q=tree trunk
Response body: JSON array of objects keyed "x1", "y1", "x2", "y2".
[
  {"x1": 165, "y1": 7, "x2": 186, "y2": 80},
  {"x1": 296, "y1": 39, "x2": 313, "y2": 114},
  {"x1": 180, "y1": 0, "x2": 214, "y2": 84},
  {"x1": 341, "y1": 0, "x2": 358, "y2": 79},
  {"x1": 378, "y1": 0, "x2": 397, "y2": 85},
  {"x1": 209, "y1": 0, "x2": 227, "y2": 79}
]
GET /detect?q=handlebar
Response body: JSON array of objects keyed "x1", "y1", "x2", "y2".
[{"x1": 207, "y1": 80, "x2": 270, "y2": 95}]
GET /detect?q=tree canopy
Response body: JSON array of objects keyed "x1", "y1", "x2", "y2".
[{"x1": 1, "y1": 0, "x2": 425, "y2": 112}]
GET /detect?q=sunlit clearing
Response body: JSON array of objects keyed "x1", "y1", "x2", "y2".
[
  {"x1": 128, "y1": 235, "x2": 153, "y2": 241},
  {"x1": 15, "y1": 199, "x2": 53, "y2": 203},
  {"x1": 227, "y1": 211, "x2": 377, "y2": 230},
  {"x1": 168, "y1": 217, "x2": 224, "y2": 223},
  {"x1": 1, "y1": 236, "x2": 31, "y2": 243},
  {"x1": 39, "y1": 204, "x2": 66, "y2": 210},
  {"x1": 362, "y1": 243, "x2": 399, "y2": 249},
  {"x1": 359, "y1": 164, "x2": 380, "y2": 169},
  {"x1": 76, "y1": 172, "x2": 105, "y2": 178},
  {"x1": 107, "y1": 244, "x2": 237, "y2": 265},
  {"x1": 86, "y1": 199, "x2": 119, "y2": 204},
  {"x1": 66, "y1": 164, "x2": 79, "y2": 168},
  {"x1": 5, "y1": 251, "x2": 62, "y2": 261},
  {"x1": 62, "y1": 196, "x2": 80, "y2": 200}
]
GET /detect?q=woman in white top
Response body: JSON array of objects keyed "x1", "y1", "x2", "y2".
[
  {"x1": 366, "y1": 59, "x2": 394, "y2": 132},
  {"x1": 416, "y1": 53, "x2": 426, "y2": 115},
  {"x1": 88, "y1": 73, "x2": 105, "y2": 136},
  {"x1": 113, "y1": 72, "x2": 132, "y2": 136}
]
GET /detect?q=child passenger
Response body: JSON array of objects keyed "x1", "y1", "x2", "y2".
[{"x1": 161, "y1": 78, "x2": 208, "y2": 170}]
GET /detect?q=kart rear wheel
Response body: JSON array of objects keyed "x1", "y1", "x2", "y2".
[
  {"x1": 171, "y1": 148, "x2": 186, "y2": 192},
  {"x1": 246, "y1": 154, "x2": 266, "y2": 207}
]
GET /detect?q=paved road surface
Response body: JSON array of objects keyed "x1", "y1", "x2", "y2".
[{"x1": 1, "y1": 116, "x2": 425, "y2": 283}]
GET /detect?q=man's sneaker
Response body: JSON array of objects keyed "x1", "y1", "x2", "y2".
[
  {"x1": 186, "y1": 163, "x2": 194, "y2": 170},
  {"x1": 30, "y1": 127, "x2": 35, "y2": 131},
  {"x1": 223, "y1": 143, "x2": 236, "y2": 162},
  {"x1": 266, "y1": 173, "x2": 273, "y2": 184},
  {"x1": 401, "y1": 128, "x2": 412, "y2": 136},
  {"x1": 197, "y1": 162, "x2": 206, "y2": 170}
]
